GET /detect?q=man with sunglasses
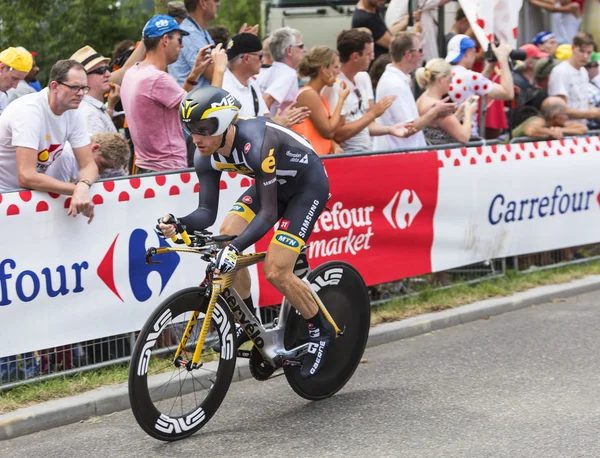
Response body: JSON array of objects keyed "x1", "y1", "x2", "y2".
[
  {"x1": 71, "y1": 46, "x2": 120, "y2": 136},
  {"x1": 0, "y1": 59, "x2": 97, "y2": 223},
  {"x1": 121, "y1": 14, "x2": 219, "y2": 174}
]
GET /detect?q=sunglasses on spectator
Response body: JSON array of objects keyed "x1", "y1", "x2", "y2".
[
  {"x1": 168, "y1": 35, "x2": 183, "y2": 45},
  {"x1": 290, "y1": 43, "x2": 305, "y2": 49},
  {"x1": 586, "y1": 63, "x2": 599, "y2": 68},
  {"x1": 87, "y1": 66, "x2": 110, "y2": 75},
  {"x1": 246, "y1": 52, "x2": 264, "y2": 59},
  {"x1": 410, "y1": 48, "x2": 424, "y2": 54},
  {"x1": 58, "y1": 82, "x2": 91, "y2": 94}
]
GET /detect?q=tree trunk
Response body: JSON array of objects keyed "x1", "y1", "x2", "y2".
[{"x1": 155, "y1": 0, "x2": 168, "y2": 14}]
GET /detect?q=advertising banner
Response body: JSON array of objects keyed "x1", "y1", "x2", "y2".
[{"x1": 1, "y1": 136, "x2": 599, "y2": 356}]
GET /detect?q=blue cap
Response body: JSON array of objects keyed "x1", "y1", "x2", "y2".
[
  {"x1": 142, "y1": 14, "x2": 189, "y2": 39},
  {"x1": 532, "y1": 31, "x2": 555, "y2": 47},
  {"x1": 445, "y1": 34, "x2": 477, "y2": 64}
]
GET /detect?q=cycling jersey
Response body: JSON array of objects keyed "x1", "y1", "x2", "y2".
[{"x1": 180, "y1": 117, "x2": 330, "y2": 253}]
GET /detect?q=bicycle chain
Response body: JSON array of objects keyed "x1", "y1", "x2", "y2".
[{"x1": 248, "y1": 346, "x2": 276, "y2": 381}]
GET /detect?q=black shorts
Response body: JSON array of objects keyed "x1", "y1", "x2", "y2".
[{"x1": 227, "y1": 162, "x2": 330, "y2": 253}]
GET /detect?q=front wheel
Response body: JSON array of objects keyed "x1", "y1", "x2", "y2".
[
  {"x1": 283, "y1": 261, "x2": 370, "y2": 400},
  {"x1": 128, "y1": 287, "x2": 237, "y2": 441}
]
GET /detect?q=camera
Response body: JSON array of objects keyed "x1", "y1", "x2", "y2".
[{"x1": 485, "y1": 42, "x2": 527, "y2": 63}]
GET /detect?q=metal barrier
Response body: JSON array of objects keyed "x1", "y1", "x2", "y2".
[{"x1": 0, "y1": 135, "x2": 595, "y2": 390}]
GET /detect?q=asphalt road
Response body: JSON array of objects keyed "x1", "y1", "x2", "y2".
[{"x1": 2, "y1": 291, "x2": 600, "y2": 458}]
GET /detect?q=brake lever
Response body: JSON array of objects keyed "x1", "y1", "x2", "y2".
[{"x1": 145, "y1": 247, "x2": 161, "y2": 265}]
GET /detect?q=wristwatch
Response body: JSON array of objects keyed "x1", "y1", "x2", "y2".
[{"x1": 76, "y1": 179, "x2": 93, "y2": 187}]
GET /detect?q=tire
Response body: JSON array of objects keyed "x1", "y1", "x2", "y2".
[
  {"x1": 128, "y1": 287, "x2": 237, "y2": 441},
  {"x1": 283, "y1": 261, "x2": 370, "y2": 400}
]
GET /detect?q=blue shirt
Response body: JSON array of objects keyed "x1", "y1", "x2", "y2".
[{"x1": 168, "y1": 17, "x2": 214, "y2": 87}]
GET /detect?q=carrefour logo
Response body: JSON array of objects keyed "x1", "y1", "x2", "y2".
[
  {"x1": 275, "y1": 233, "x2": 299, "y2": 248},
  {"x1": 488, "y1": 185, "x2": 596, "y2": 225},
  {"x1": 383, "y1": 190, "x2": 422, "y2": 229},
  {"x1": 98, "y1": 229, "x2": 180, "y2": 302}
]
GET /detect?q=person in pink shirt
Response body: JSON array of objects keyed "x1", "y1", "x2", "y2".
[{"x1": 121, "y1": 14, "x2": 223, "y2": 173}]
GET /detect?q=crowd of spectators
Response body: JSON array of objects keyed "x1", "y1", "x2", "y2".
[{"x1": 1, "y1": 0, "x2": 600, "y2": 381}]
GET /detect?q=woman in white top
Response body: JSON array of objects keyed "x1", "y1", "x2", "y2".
[{"x1": 416, "y1": 58, "x2": 478, "y2": 145}]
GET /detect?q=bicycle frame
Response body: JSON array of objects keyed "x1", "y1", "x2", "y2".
[{"x1": 147, "y1": 245, "x2": 341, "y2": 368}]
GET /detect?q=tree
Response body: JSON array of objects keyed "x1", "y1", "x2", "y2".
[
  {"x1": 213, "y1": 0, "x2": 261, "y2": 38},
  {"x1": 0, "y1": 0, "x2": 151, "y2": 84},
  {"x1": 154, "y1": 0, "x2": 167, "y2": 14}
]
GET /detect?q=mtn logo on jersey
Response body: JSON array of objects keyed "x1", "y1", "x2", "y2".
[
  {"x1": 97, "y1": 229, "x2": 180, "y2": 302},
  {"x1": 272, "y1": 231, "x2": 304, "y2": 253},
  {"x1": 383, "y1": 190, "x2": 422, "y2": 230}
]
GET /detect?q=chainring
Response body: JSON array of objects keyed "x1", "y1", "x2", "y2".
[{"x1": 249, "y1": 346, "x2": 276, "y2": 381}]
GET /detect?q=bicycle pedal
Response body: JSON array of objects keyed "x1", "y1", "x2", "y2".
[
  {"x1": 237, "y1": 350, "x2": 251, "y2": 358},
  {"x1": 282, "y1": 359, "x2": 302, "y2": 367}
]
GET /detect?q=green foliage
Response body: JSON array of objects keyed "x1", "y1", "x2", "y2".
[
  {"x1": 213, "y1": 0, "x2": 262, "y2": 38},
  {"x1": 0, "y1": 0, "x2": 152, "y2": 85}
]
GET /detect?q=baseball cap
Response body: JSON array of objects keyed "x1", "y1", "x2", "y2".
[
  {"x1": 533, "y1": 57, "x2": 559, "y2": 80},
  {"x1": 226, "y1": 33, "x2": 263, "y2": 60},
  {"x1": 0, "y1": 47, "x2": 33, "y2": 73},
  {"x1": 589, "y1": 52, "x2": 600, "y2": 63},
  {"x1": 519, "y1": 44, "x2": 549, "y2": 60},
  {"x1": 445, "y1": 34, "x2": 476, "y2": 64},
  {"x1": 70, "y1": 46, "x2": 110, "y2": 72},
  {"x1": 532, "y1": 31, "x2": 555, "y2": 47},
  {"x1": 555, "y1": 44, "x2": 572, "y2": 60},
  {"x1": 142, "y1": 14, "x2": 189, "y2": 39}
]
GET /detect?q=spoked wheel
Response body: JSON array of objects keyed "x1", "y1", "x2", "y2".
[
  {"x1": 283, "y1": 261, "x2": 370, "y2": 400},
  {"x1": 128, "y1": 287, "x2": 237, "y2": 441}
]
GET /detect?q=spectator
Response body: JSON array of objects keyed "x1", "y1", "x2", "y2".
[
  {"x1": 70, "y1": 46, "x2": 120, "y2": 135},
  {"x1": 111, "y1": 40, "x2": 136, "y2": 66},
  {"x1": 261, "y1": 37, "x2": 274, "y2": 68},
  {"x1": 445, "y1": 8, "x2": 470, "y2": 48},
  {"x1": 168, "y1": 0, "x2": 218, "y2": 87},
  {"x1": 548, "y1": 32, "x2": 600, "y2": 123},
  {"x1": 168, "y1": 1, "x2": 188, "y2": 24},
  {"x1": 322, "y1": 29, "x2": 410, "y2": 153},
  {"x1": 386, "y1": 0, "x2": 453, "y2": 61},
  {"x1": 416, "y1": 58, "x2": 478, "y2": 144},
  {"x1": 7, "y1": 48, "x2": 39, "y2": 103},
  {"x1": 0, "y1": 59, "x2": 97, "y2": 221},
  {"x1": 259, "y1": 27, "x2": 305, "y2": 116},
  {"x1": 26, "y1": 51, "x2": 42, "y2": 92},
  {"x1": 121, "y1": 14, "x2": 219, "y2": 174},
  {"x1": 512, "y1": 95, "x2": 587, "y2": 138},
  {"x1": 0, "y1": 47, "x2": 33, "y2": 115},
  {"x1": 528, "y1": 1, "x2": 581, "y2": 45},
  {"x1": 373, "y1": 33, "x2": 456, "y2": 151},
  {"x1": 223, "y1": 33, "x2": 309, "y2": 126},
  {"x1": 514, "y1": 44, "x2": 549, "y2": 104},
  {"x1": 207, "y1": 25, "x2": 230, "y2": 48},
  {"x1": 586, "y1": 51, "x2": 600, "y2": 129},
  {"x1": 369, "y1": 53, "x2": 391, "y2": 91},
  {"x1": 532, "y1": 31, "x2": 559, "y2": 56},
  {"x1": 47, "y1": 132, "x2": 131, "y2": 182},
  {"x1": 445, "y1": 35, "x2": 514, "y2": 137},
  {"x1": 514, "y1": 56, "x2": 560, "y2": 117},
  {"x1": 291, "y1": 46, "x2": 350, "y2": 155},
  {"x1": 353, "y1": 0, "x2": 408, "y2": 60}
]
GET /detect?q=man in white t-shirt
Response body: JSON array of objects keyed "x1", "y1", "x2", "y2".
[
  {"x1": 548, "y1": 32, "x2": 600, "y2": 124},
  {"x1": 385, "y1": 0, "x2": 453, "y2": 61},
  {"x1": 322, "y1": 29, "x2": 412, "y2": 153},
  {"x1": 373, "y1": 32, "x2": 455, "y2": 151},
  {"x1": 47, "y1": 132, "x2": 131, "y2": 182},
  {"x1": 0, "y1": 59, "x2": 97, "y2": 220},
  {"x1": 445, "y1": 35, "x2": 514, "y2": 136},
  {"x1": 0, "y1": 47, "x2": 33, "y2": 115},
  {"x1": 258, "y1": 27, "x2": 305, "y2": 116},
  {"x1": 223, "y1": 33, "x2": 309, "y2": 127}
]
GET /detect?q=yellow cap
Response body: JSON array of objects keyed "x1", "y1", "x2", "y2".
[
  {"x1": 0, "y1": 47, "x2": 33, "y2": 73},
  {"x1": 555, "y1": 44, "x2": 572, "y2": 61}
]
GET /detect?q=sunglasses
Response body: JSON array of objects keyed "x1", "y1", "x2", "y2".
[
  {"x1": 290, "y1": 43, "x2": 305, "y2": 49},
  {"x1": 410, "y1": 47, "x2": 424, "y2": 54},
  {"x1": 87, "y1": 66, "x2": 110, "y2": 76},
  {"x1": 170, "y1": 35, "x2": 183, "y2": 45}
]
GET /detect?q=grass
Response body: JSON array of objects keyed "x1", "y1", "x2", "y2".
[{"x1": 2, "y1": 260, "x2": 600, "y2": 414}]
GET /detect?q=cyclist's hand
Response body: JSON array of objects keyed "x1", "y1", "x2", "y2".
[
  {"x1": 157, "y1": 213, "x2": 177, "y2": 238},
  {"x1": 215, "y1": 245, "x2": 239, "y2": 274}
]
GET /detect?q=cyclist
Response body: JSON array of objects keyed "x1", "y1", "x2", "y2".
[{"x1": 157, "y1": 86, "x2": 334, "y2": 378}]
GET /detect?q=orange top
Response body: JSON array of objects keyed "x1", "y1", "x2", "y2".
[{"x1": 291, "y1": 87, "x2": 332, "y2": 156}]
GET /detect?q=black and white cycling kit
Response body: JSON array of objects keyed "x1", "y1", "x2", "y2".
[{"x1": 180, "y1": 117, "x2": 329, "y2": 253}]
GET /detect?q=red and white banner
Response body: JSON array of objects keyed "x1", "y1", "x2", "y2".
[
  {"x1": 458, "y1": 0, "x2": 524, "y2": 48},
  {"x1": 1, "y1": 136, "x2": 599, "y2": 356}
]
